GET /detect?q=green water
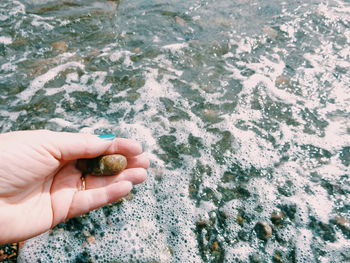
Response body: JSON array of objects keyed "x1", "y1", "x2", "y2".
[{"x1": 1, "y1": 0, "x2": 350, "y2": 262}]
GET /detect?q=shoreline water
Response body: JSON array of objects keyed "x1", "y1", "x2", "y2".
[{"x1": 1, "y1": 0, "x2": 350, "y2": 262}]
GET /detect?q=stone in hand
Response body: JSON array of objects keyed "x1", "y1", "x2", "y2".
[{"x1": 76, "y1": 154, "x2": 127, "y2": 176}]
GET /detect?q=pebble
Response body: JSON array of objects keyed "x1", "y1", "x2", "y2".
[
  {"x1": 76, "y1": 154, "x2": 127, "y2": 176},
  {"x1": 86, "y1": 236, "x2": 96, "y2": 244},
  {"x1": 202, "y1": 108, "x2": 219, "y2": 122},
  {"x1": 275, "y1": 75, "x2": 290, "y2": 86},
  {"x1": 175, "y1": 16, "x2": 187, "y2": 27},
  {"x1": 236, "y1": 215, "x2": 244, "y2": 224},
  {"x1": 254, "y1": 221, "x2": 273, "y2": 240},
  {"x1": 211, "y1": 241, "x2": 220, "y2": 252},
  {"x1": 335, "y1": 216, "x2": 349, "y2": 227},
  {"x1": 132, "y1": 47, "x2": 141, "y2": 53},
  {"x1": 271, "y1": 212, "x2": 285, "y2": 225},
  {"x1": 51, "y1": 41, "x2": 68, "y2": 52},
  {"x1": 263, "y1": 25, "x2": 278, "y2": 38}
]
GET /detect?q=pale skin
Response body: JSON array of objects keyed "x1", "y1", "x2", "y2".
[{"x1": 0, "y1": 130, "x2": 149, "y2": 245}]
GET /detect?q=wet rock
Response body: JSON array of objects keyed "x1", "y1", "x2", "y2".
[
  {"x1": 331, "y1": 216, "x2": 350, "y2": 239},
  {"x1": 210, "y1": 241, "x2": 220, "y2": 252},
  {"x1": 236, "y1": 215, "x2": 244, "y2": 225},
  {"x1": 275, "y1": 76, "x2": 290, "y2": 86},
  {"x1": 51, "y1": 41, "x2": 68, "y2": 52},
  {"x1": 86, "y1": 236, "x2": 95, "y2": 244},
  {"x1": 263, "y1": 26, "x2": 278, "y2": 38},
  {"x1": 76, "y1": 154, "x2": 127, "y2": 176},
  {"x1": 254, "y1": 221, "x2": 273, "y2": 240},
  {"x1": 132, "y1": 47, "x2": 141, "y2": 53},
  {"x1": 271, "y1": 212, "x2": 285, "y2": 225},
  {"x1": 202, "y1": 108, "x2": 220, "y2": 122},
  {"x1": 175, "y1": 16, "x2": 187, "y2": 27},
  {"x1": 272, "y1": 252, "x2": 284, "y2": 263},
  {"x1": 335, "y1": 216, "x2": 349, "y2": 227}
]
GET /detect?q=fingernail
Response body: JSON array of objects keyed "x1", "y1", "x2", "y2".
[{"x1": 98, "y1": 134, "x2": 116, "y2": 141}]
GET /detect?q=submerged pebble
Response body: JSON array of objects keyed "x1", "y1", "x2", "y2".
[
  {"x1": 275, "y1": 75, "x2": 290, "y2": 86},
  {"x1": 263, "y1": 25, "x2": 278, "y2": 38},
  {"x1": 76, "y1": 154, "x2": 127, "y2": 176},
  {"x1": 254, "y1": 221, "x2": 273, "y2": 240},
  {"x1": 51, "y1": 41, "x2": 68, "y2": 52},
  {"x1": 271, "y1": 212, "x2": 285, "y2": 225}
]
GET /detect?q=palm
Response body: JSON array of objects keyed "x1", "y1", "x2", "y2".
[{"x1": 0, "y1": 149, "x2": 67, "y2": 242}]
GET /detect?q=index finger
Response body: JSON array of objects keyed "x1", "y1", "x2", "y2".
[{"x1": 105, "y1": 138, "x2": 143, "y2": 157}]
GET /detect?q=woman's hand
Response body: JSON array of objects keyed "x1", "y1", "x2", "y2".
[{"x1": 0, "y1": 130, "x2": 149, "y2": 244}]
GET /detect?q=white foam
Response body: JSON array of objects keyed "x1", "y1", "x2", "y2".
[
  {"x1": 19, "y1": 61, "x2": 85, "y2": 102},
  {"x1": 162, "y1": 43, "x2": 188, "y2": 52},
  {"x1": 0, "y1": 36, "x2": 12, "y2": 45}
]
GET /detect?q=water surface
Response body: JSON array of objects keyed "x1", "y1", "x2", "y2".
[{"x1": 1, "y1": 0, "x2": 350, "y2": 262}]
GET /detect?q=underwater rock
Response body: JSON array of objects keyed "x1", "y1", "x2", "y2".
[
  {"x1": 254, "y1": 221, "x2": 273, "y2": 240},
  {"x1": 273, "y1": 252, "x2": 284, "y2": 263},
  {"x1": 334, "y1": 216, "x2": 349, "y2": 227},
  {"x1": 271, "y1": 212, "x2": 285, "y2": 225},
  {"x1": 175, "y1": 16, "x2": 186, "y2": 27},
  {"x1": 76, "y1": 154, "x2": 127, "y2": 176},
  {"x1": 236, "y1": 215, "x2": 244, "y2": 225},
  {"x1": 51, "y1": 41, "x2": 68, "y2": 52},
  {"x1": 210, "y1": 241, "x2": 220, "y2": 252},
  {"x1": 263, "y1": 26, "x2": 278, "y2": 38},
  {"x1": 275, "y1": 76, "x2": 290, "y2": 86}
]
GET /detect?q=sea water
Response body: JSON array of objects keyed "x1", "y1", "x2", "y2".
[{"x1": 0, "y1": 0, "x2": 350, "y2": 262}]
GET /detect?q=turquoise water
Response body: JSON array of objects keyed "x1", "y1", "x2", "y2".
[{"x1": 1, "y1": 0, "x2": 350, "y2": 262}]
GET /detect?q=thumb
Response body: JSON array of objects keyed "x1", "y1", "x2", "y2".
[{"x1": 44, "y1": 131, "x2": 143, "y2": 161}]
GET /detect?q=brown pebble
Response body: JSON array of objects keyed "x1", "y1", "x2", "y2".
[
  {"x1": 275, "y1": 76, "x2": 290, "y2": 86},
  {"x1": 335, "y1": 216, "x2": 349, "y2": 227},
  {"x1": 273, "y1": 252, "x2": 284, "y2": 263},
  {"x1": 236, "y1": 216, "x2": 244, "y2": 224},
  {"x1": 133, "y1": 47, "x2": 141, "y2": 53},
  {"x1": 211, "y1": 241, "x2": 220, "y2": 251},
  {"x1": 271, "y1": 212, "x2": 285, "y2": 225},
  {"x1": 86, "y1": 236, "x2": 96, "y2": 244},
  {"x1": 51, "y1": 41, "x2": 68, "y2": 52},
  {"x1": 76, "y1": 154, "x2": 127, "y2": 177},
  {"x1": 255, "y1": 221, "x2": 273, "y2": 240}
]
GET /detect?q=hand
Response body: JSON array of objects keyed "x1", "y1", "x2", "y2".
[{"x1": 0, "y1": 130, "x2": 149, "y2": 244}]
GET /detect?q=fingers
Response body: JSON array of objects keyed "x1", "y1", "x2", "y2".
[
  {"x1": 50, "y1": 163, "x2": 82, "y2": 226},
  {"x1": 40, "y1": 131, "x2": 143, "y2": 161},
  {"x1": 85, "y1": 168, "x2": 147, "y2": 189},
  {"x1": 67, "y1": 181, "x2": 132, "y2": 219},
  {"x1": 126, "y1": 154, "x2": 150, "y2": 169},
  {"x1": 105, "y1": 138, "x2": 143, "y2": 157}
]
